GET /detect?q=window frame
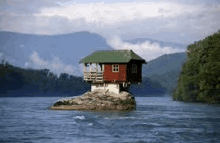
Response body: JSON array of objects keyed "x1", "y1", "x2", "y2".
[
  {"x1": 112, "y1": 64, "x2": 119, "y2": 72},
  {"x1": 131, "y1": 64, "x2": 137, "y2": 73}
]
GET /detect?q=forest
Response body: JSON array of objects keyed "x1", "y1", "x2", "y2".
[
  {"x1": 0, "y1": 60, "x2": 167, "y2": 97},
  {"x1": 172, "y1": 30, "x2": 220, "y2": 103},
  {"x1": 0, "y1": 62, "x2": 90, "y2": 96}
]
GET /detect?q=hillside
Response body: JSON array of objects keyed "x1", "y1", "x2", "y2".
[
  {"x1": 0, "y1": 51, "x2": 188, "y2": 97},
  {"x1": 0, "y1": 31, "x2": 189, "y2": 97},
  {"x1": 0, "y1": 31, "x2": 113, "y2": 76},
  {"x1": 0, "y1": 62, "x2": 90, "y2": 97},
  {"x1": 131, "y1": 52, "x2": 187, "y2": 95},
  {"x1": 142, "y1": 52, "x2": 187, "y2": 77},
  {"x1": 0, "y1": 61, "x2": 169, "y2": 97},
  {"x1": 172, "y1": 30, "x2": 220, "y2": 103},
  {"x1": 130, "y1": 76, "x2": 167, "y2": 97},
  {"x1": 0, "y1": 31, "x2": 188, "y2": 77}
]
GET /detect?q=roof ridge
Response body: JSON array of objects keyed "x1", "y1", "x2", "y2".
[{"x1": 79, "y1": 49, "x2": 145, "y2": 63}]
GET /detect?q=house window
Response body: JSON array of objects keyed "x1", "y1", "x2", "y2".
[
  {"x1": 132, "y1": 64, "x2": 137, "y2": 73},
  {"x1": 112, "y1": 64, "x2": 119, "y2": 72}
]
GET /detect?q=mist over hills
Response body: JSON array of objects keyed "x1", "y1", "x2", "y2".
[
  {"x1": 0, "y1": 63, "x2": 90, "y2": 97},
  {"x1": 0, "y1": 31, "x2": 187, "y2": 77},
  {"x1": 142, "y1": 52, "x2": 187, "y2": 77},
  {"x1": 0, "y1": 31, "x2": 188, "y2": 97},
  {"x1": 125, "y1": 38, "x2": 187, "y2": 49},
  {"x1": 0, "y1": 31, "x2": 113, "y2": 76},
  {"x1": 131, "y1": 52, "x2": 187, "y2": 96},
  {"x1": 0, "y1": 52, "x2": 187, "y2": 97}
]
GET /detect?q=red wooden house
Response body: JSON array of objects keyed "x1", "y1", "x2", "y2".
[{"x1": 79, "y1": 50, "x2": 147, "y2": 94}]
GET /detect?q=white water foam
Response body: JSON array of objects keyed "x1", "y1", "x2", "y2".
[
  {"x1": 75, "y1": 116, "x2": 85, "y2": 120},
  {"x1": 104, "y1": 116, "x2": 136, "y2": 120}
]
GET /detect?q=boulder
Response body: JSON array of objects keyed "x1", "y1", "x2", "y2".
[{"x1": 50, "y1": 89, "x2": 136, "y2": 111}]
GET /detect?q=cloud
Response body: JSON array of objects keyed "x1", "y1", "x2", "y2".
[
  {"x1": 1, "y1": 0, "x2": 220, "y2": 44},
  {"x1": 36, "y1": 1, "x2": 200, "y2": 28},
  {"x1": 29, "y1": 51, "x2": 48, "y2": 67},
  {"x1": 0, "y1": 0, "x2": 66, "y2": 14},
  {"x1": 107, "y1": 36, "x2": 186, "y2": 61},
  {"x1": 28, "y1": 51, "x2": 77, "y2": 76},
  {"x1": 0, "y1": 51, "x2": 17, "y2": 65}
]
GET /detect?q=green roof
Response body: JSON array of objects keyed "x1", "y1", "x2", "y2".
[{"x1": 79, "y1": 50, "x2": 146, "y2": 63}]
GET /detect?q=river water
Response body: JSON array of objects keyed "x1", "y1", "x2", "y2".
[{"x1": 0, "y1": 96, "x2": 220, "y2": 143}]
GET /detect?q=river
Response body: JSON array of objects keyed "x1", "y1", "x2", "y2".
[{"x1": 0, "y1": 96, "x2": 220, "y2": 143}]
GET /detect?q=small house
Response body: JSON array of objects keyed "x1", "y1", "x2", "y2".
[{"x1": 79, "y1": 50, "x2": 147, "y2": 94}]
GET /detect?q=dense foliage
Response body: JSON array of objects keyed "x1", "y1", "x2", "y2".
[
  {"x1": 172, "y1": 30, "x2": 220, "y2": 103},
  {"x1": 0, "y1": 61, "x2": 169, "y2": 97},
  {"x1": 0, "y1": 62, "x2": 90, "y2": 96}
]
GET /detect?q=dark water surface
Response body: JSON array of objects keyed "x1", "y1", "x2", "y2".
[{"x1": 1, "y1": 96, "x2": 220, "y2": 143}]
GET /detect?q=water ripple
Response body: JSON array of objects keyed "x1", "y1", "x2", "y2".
[{"x1": 0, "y1": 97, "x2": 220, "y2": 143}]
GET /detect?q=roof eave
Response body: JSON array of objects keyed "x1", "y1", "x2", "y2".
[{"x1": 79, "y1": 60, "x2": 147, "y2": 64}]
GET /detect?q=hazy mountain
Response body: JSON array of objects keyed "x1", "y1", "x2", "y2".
[
  {"x1": 124, "y1": 38, "x2": 187, "y2": 92},
  {"x1": 131, "y1": 52, "x2": 187, "y2": 96},
  {"x1": 130, "y1": 76, "x2": 167, "y2": 97},
  {"x1": 142, "y1": 52, "x2": 187, "y2": 77},
  {"x1": 0, "y1": 52, "x2": 187, "y2": 97},
  {"x1": 0, "y1": 31, "x2": 188, "y2": 76},
  {"x1": 0, "y1": 31, "x2": 189, "y2": 96},
  {"x1": 0, "y1": 31, "x2": 113, "y2": 76},
  {"x1": 125, "y1": 38, "x2": 187, "y2": 49}
]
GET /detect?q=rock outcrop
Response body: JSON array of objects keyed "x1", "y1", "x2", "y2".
[{"x1": 50, "y1": 89, "x2": 136, "y2": 111}]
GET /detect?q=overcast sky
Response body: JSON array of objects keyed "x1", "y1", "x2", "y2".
[
  {"x1": 1, "y1": 0, "x2": 220, "y2": 75},
  {"x1": 1, "y1": 0, "x2": 220, "y2": 44}
]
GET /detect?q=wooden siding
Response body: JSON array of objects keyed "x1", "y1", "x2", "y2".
[
  {"x1": 83, "y1": 61, "x2": 143, "y2": 83},
  {"x1": 104, "y1": 64, "x2": 127, "y2": 82},
  {"x1": 126, "y1": 61, "x2": 142, "y2": 83}
]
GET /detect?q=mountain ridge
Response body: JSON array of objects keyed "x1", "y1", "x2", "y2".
[
  {"x1": 0, "y1": 31, "x2": 187, "y2": 77},
  {"x1": 0, "y1": 31, "x2": 188, "y2": 97},
  {"x1": 0, "y1": 31, "x2": 113, "y2": 76}
]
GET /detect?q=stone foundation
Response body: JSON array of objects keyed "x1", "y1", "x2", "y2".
[{"x1": 50, "y1": 89, "x2": 136, "y2": 111}]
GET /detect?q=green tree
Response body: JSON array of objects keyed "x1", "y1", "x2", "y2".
[{"x1": 172, "y1": 30, "x2": 220, "y2": 103}]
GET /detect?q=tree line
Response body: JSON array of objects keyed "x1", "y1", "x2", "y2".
[
  {"x1": 0, "y1": 61, "x2": 90, "y2": 96},
  {"x1": 0, "y1": 60, "x2": 168, "y2": 97},
  {"x1": 172, "y1": 30, "x2": 220, "y2": 103}
]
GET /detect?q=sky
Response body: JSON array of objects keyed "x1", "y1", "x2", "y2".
[
  {"x1": 1, "y1": 0, "x2": 220, "y2": 44},
  {"x1": 0, "y1": 0, "x2": 220, "y2": 76}
]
